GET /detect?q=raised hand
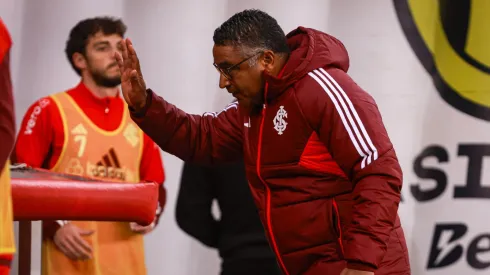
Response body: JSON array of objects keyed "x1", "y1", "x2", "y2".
[{"x1": 115, "y1": 38, "x2": 148, "y2": 112}]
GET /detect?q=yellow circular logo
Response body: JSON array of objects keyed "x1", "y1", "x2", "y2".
[{"x1": 394, "y1": 0, "x2": 490, "y2": 121}]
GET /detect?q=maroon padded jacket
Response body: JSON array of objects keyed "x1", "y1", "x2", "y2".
[{"x1": 132, "y1": 27, "x2": 410, "y2": 275}]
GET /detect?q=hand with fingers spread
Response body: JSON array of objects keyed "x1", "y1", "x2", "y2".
[
  {"x1": 115, "y1": 38, "x2": 148, "y2": 113},
  {"x1": 53, "y1": 223, "x2": 94, "y2": 261}
]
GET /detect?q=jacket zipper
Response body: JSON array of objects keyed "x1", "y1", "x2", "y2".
[{"x1": 256, "y1": 82, "x2": 289, "y2": 275}]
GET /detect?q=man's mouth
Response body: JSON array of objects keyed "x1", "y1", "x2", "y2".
[
  {"x1": 232, "y1": 92, "x2": 242, "y2": 99},
  {"x1": 107, "y1": 63, "x2": 119, "y2": 70}
]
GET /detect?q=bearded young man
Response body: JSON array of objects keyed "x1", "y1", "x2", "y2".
[
  {"x1": 117, "y1": 9, "x2": 410, "y2": 275},
  {"x1": 12, "y1": 17, "x2": 166, "y2": 275}
]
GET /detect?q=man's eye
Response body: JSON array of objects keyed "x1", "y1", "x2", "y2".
[{"x1": 229, "y1": 66, "x2": 241, "y2": 73}]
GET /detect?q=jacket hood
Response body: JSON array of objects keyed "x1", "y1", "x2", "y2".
[{"x1": 265, "y1": 27, "x2": 350, "y2": 100}]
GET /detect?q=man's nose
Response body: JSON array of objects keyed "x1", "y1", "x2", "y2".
[
  {"x1": 219, "y1": 74, "x2": 231, "y2": 89},
  {"x1": 111, "y1": 47, "x2": 121, "y2": 59}
]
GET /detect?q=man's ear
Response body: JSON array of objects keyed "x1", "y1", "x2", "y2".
[
  {"x1": 262, "y1": 50, "x2": 275, "y2": 73},
  {"x1": 72, "y1": 52, "x2": 87, "y2": 71}
]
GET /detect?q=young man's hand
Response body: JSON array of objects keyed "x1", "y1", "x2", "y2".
[
  {"x1": 130, "y1": 221, "x2": 155, "y2": 234},
  {"x1": 53, "y1": 223, "x2": 94, "y2": 261}
]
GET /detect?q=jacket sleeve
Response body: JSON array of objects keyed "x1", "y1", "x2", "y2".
[
  {"x1": 0, "y1": 25, "x2": 15, "y2": 172},
  {"x1": 301, "y1": 68, "x2": 403, "y2": 272},
  {"x1": 130, "y1": 89, "x2": 243, "y2": 164},
  {"x1": 175, "y1": 162, "x2": 219, "y2": 248}
]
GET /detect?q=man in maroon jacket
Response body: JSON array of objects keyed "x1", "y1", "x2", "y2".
[{"x1": 116, "y1": 9, "x2": 410, "y2": 275}]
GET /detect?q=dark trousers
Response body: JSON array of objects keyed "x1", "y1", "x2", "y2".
[{"x1": 221, "y1": 258, "x2": 282, "y2": 275}]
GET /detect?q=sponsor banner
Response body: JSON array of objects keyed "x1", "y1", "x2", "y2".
[{"x1": 393, "y1": 1, "x2": 490, "y2": 274}]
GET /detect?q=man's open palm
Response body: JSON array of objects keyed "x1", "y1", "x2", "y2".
[{"x1": 115, "y1": 38, "x2": 148, "y2": 112}]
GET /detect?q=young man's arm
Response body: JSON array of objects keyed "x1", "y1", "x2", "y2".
[
  {"x1": 11, "y1": 97, "x2": 57, "y2": 168},
  {"x1": 138, "y1": 134, "x2": 166, "y2": 228},
  {"x1": 302, "y1": 68, "x2": 403, "y2": 272},
  {"x1": 11, "y1": 97, "x2": 68, "y2": 240},
  {"x1": 175, "y1": 162, "x2": 219, "y2": 248}
]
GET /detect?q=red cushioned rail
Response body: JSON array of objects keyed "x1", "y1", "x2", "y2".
[{"x1": 11, "y1": 178, "x2": 158, "y2": 225}]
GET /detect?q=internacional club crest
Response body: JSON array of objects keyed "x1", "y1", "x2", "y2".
[{"x1": 273, "y1": 106, "x2": 288, "y2": 135}]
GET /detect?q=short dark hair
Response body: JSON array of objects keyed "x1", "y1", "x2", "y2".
[
  {"x1": 213, "y1": 9, "x2": 290, "y2": 56},
  {"x1": 65, "y1": 16, "x2": 126, "y2": 75}
]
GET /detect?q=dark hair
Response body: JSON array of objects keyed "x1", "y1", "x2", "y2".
[
  {"x1": 213, "y1": 9, "x2": 290, "y2": 56},
  {"x1": 65, "y1": 16, "x2": 126, "y2": 75}
]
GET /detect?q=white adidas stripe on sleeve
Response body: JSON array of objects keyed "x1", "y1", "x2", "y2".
[
  {"x1": 203, "y1": 102, "x2": 238, "y2": 118},
  {"x1": 308, "y1": 69, "x2": 378, "y2": 169}
]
